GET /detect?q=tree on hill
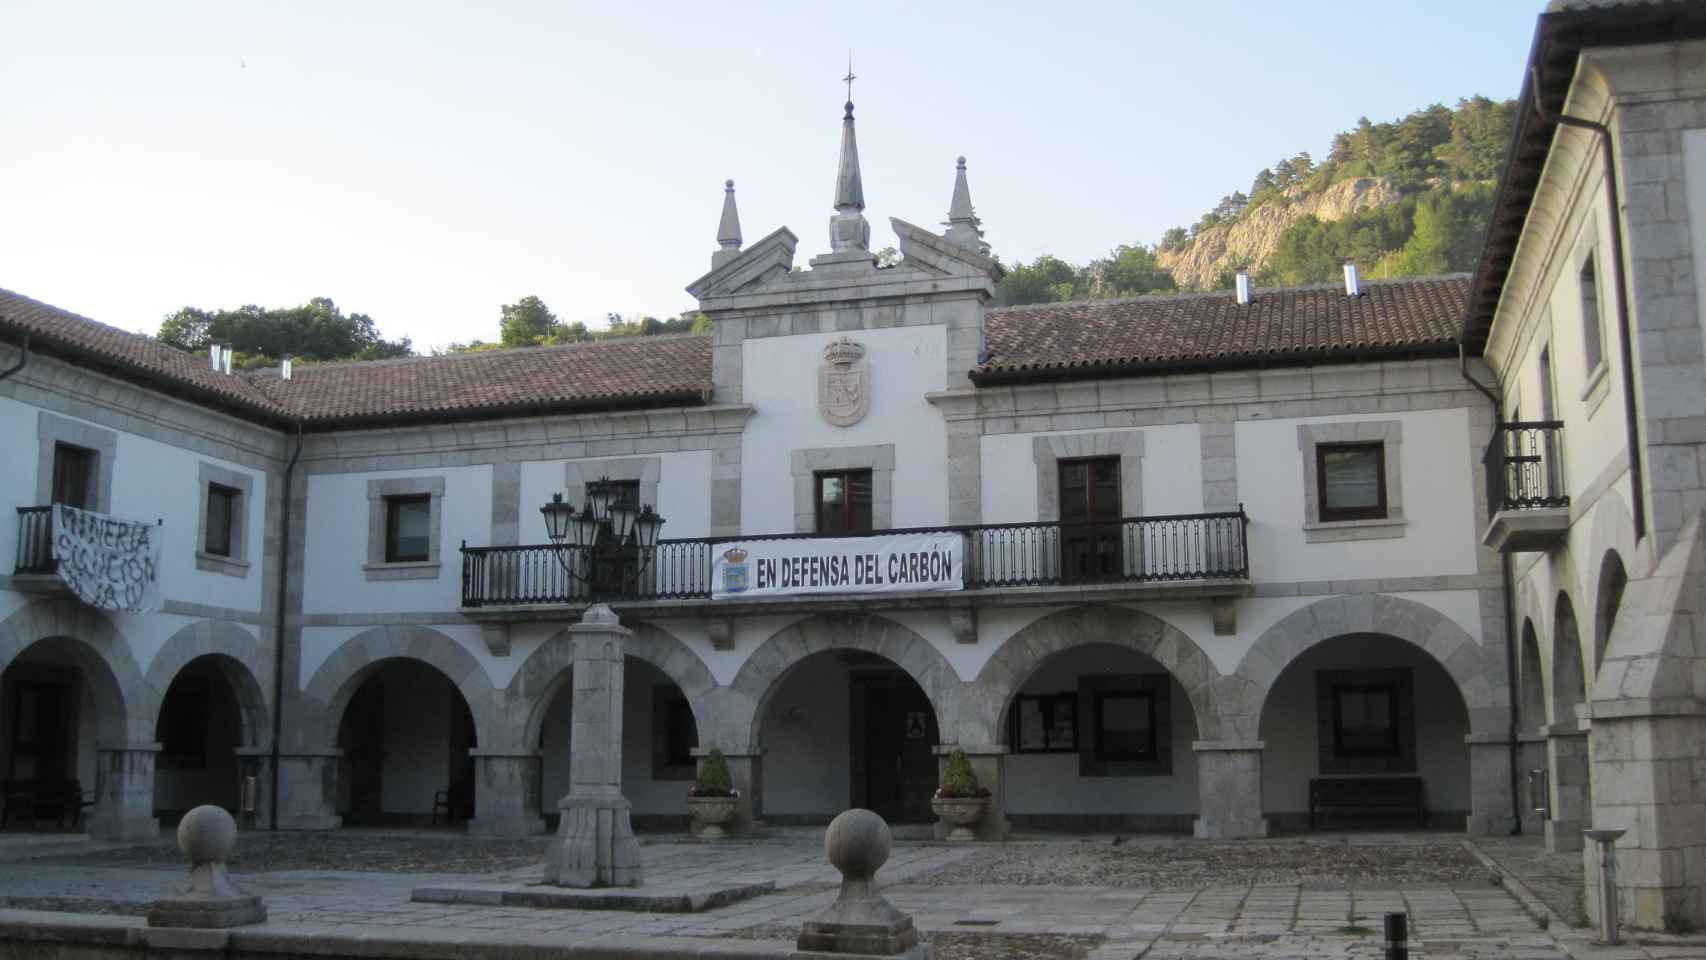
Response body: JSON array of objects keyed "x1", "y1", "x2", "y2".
[
  {"x1": 439, "y1": 301, "x2": 710, "y2": 354},
  {"x1": 994, "y1": 254, "x2": 1080, "y2": 307},
  {"x1": 157, "y1": 298, "x2": 412, "y2": 368},
  {"x1": 499, "y1": 295, "x2": 560, "y2": 347}
]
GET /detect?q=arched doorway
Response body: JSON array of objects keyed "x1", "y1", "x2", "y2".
[
  {"x1": 1258, "y1": 633, "x2": 1471, "y2": 831},
  {"x1": 533, "y1": 656, "x2": 700, "y2": 830},
  {"x1": 1000, "y1": 642, "x2": 1200, "y2": 833},
  {"x1": 756, "y1": 648, "x2": 939, "y2": 824},
  {"x1": 1548, "y1": 590, "x2": 1592, "y2": 849},
  {"x1": 152, "y1": 655, "x2": 263, "y2": 820},
  {"x1": 0, "y1": 637, "x2": 128, "y2": 831},
  {"x1": 334, "y1": 658, "x2": 478, "y2": 826},
  {"x1": 1594, "y1": 551, "x2": 1627, "y2": 682},
  {"x1": 1519, "y1": 620, "x2": 1546, "y2": 733}
]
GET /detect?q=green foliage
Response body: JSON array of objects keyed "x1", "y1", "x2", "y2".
[
  {"x1": 498, "y1": 295, "x2": 559, "y2": 347},
  {"x1": 937, "y1": 748, "x2": 988, "y2": 799},
  {"x1": 1095, "y1": 244, "x2": 1177, "y2": 298},
  {"x1": 994, "y1": 246, "x2": 1175, "y2": 307},
  {"x1": 994, "y1": 254, "x2": 1081, "y2": 307},
  {"x1": 1262, "y1": 182, "x2": 1494, "y2": 286},
  {"x1": 875, "y1": 246, "x2": 902, "y2": 268},
  {"x1": 157, "y1": 297, "x2": 412, "y2": 368},
  {"x1": 692, "y1": 747, "x2": 735, "y2": 797},
  {"x1": 437, "y1": 304, "x2": 711, "y2": 355},
  {"x1": 1157, "y1": 227, "x2": 1189, "y2": 252}
]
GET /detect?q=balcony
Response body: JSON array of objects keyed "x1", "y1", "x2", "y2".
[
  {"x1": 459, "y1": 509, "x2": 1251, "y2": 617},
  {"x1": 14, "y1": 506, "x2": 55, "y2": 575},
  {"x1": 1481, "y1": 421, "x2": 1570, "y2": 553}
]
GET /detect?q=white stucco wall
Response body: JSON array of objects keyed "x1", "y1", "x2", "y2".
[
  {"x1": 759, "y1": 654, "x2": 854, "y2": 816},
  {"x1": 740, "y1": 326, "x2": 948, "y2": 536}
]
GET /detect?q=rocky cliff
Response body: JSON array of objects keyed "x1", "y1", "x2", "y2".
[{"x1": 1157, "y1": 177, "x2": 1403, "y2": 290}]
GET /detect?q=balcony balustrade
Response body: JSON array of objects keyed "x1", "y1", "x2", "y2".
[
  {"x1": 1481, "y1": 421, "x2": 1570, "y2": 552},
  {"x1": 14, "y1": 506, "x2": 55, "y2": 575}
]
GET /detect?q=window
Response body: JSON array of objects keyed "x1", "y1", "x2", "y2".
[
  {"x1": 1316, "y1": 443, "x2": 1386, "y2": 522},
  {"x1": 1331, "y1": 684, "x2": 1399, "y2": 759},
  {"x1": 1011, "y1": 693, "x2": 1077, "y2": 753},
  {"x1": 1580, "y1": 257, "x2": 1604, "y2": 374},
  {"x1": 1316, "y1": 668, "x2": 1415, "y2": 774},
  {"x1": 588, "y1": 479, "x2": 641, "y2": 595},
  {"x1": 203, "y1": 484, "x2": 238, "y2": 557},
  {"x1": 1059, "y1": 457, "x2": 1121, "y2": 580},
  {"x1": 1539, "y1": 347, "x2": 1556, "y2": 421},
  {"x1": 1094, "y1": 689, "x2": 1157, "y2": 762},
  {"x1": 651, "y1": 688, "x2": 698, "y2": 780},
  {"x1": 384, "y1": 494, "x2": 432, "y2": 562},
  {"x1": 815, "y1": 469, "x2": 873, "y2": 534},
  {"x1": 51, "y1": 443, "x2": 96, "y2": 509}
]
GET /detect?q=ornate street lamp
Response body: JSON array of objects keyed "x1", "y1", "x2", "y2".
[{"x1": 539, "y1": 478, "x2": 666, "y2": 592}]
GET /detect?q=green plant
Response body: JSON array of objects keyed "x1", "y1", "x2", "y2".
[
  {"x1": 936, "y1": 749, "x2": 990, "y2": 799},
  {"x1": 1664, "y1": 911, "x2": 1697, "y2": 935},
  {"x1": 690, "y1": 747, "x2": 736, "y2": 798}
]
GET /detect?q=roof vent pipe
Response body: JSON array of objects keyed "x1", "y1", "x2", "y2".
[
  {"x1": 1235, "y1": 269, "x2": 1252, "y2": 306},
  {"x1": 210, "y1": 343, "x2": 222, "y2": 371},
  {"x1": 281, "y1": 355, "x2": 293, "y2": 381},
  {"x1": 1344, "y1": 259, "x2": 1360, "y2": 297}
]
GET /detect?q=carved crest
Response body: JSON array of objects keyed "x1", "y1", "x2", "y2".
[{"x1": 817, "y1": 337, "x2": 870, "y2": 427}]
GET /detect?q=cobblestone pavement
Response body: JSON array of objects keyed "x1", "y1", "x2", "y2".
[
  {"x1": 1471, "y1": 835, "x2": 1592, "y2": 928},
  {"x1": 0, "y1": 829, "x2": 1669, "y2": 959}
]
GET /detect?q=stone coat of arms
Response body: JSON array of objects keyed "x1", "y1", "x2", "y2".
[{"x1": 817, "y1": 336, "x2": 870, "y2": 427}]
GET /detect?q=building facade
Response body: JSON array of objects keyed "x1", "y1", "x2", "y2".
[{"x1": 3, "y1": 0, "x2": 1704, "y2": 931}]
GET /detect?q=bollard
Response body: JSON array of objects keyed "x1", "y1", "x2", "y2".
[
  {"x1": 1384, "y1": 912, "x2": 1408, "y2": 960},
  {"x1": 1583, "y1": 828, "x2": 1627, "y2": 945}
]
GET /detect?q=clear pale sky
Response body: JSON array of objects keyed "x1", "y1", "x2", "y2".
[{"x1": 1, "y1": 1, "x2": 1541, "y2": 352}]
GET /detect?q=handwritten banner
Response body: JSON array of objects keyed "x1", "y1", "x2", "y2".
[
  {"x1": 712, "y1": 532, "x2": 963, "y2": 600},
  {"x1": 52, "y1": 505, "x2": 163, "y2": 613}
]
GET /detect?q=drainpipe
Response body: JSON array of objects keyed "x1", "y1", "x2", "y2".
[
  {"x1": 0, "y1": 333, "x2": 30, "y2": 383},
  {"x1": 269, "y1": 421, "x2": 303, "y2": 830},
  {"x1": 1460, "y1": 345, "x2": 1524, "y2": 835},
  {"x1": 1530, "y1": 68, "x2": 1646, "y2": 541}
]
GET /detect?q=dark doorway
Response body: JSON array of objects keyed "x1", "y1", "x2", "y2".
[
  {"x1": 335, "y1": 660, "x2": 478, "y2": 826},
  {"x1": 1059, "y1": 457, "x2": 1122, "y2": 581},
  {"x1": 6, "y1": 675, "x2": 72, "y2": 783},
  {"x1": 339, "y1": 674, "x2": 386, "y2": 824},
  {"x1": 853, "y1": 670, "x2": 938, "y2": 823}
]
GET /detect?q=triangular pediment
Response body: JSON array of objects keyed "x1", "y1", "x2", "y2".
[
  {"x1": 686, "y1": 227, "x2": 799, "y2": 301},
  {"x1": 891, "y1": 218, "x2": 1004, "y2": 281}
]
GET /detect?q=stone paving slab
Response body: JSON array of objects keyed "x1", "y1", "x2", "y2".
[{"x1": 412, "y1": 877, "x2": 776, "y2": 912}]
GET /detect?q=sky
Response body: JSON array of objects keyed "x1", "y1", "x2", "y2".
[{"x1": 1, "y1": 1, "x2": 1542, "y2": 353}]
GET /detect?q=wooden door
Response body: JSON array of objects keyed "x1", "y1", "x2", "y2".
[{"x1": 861, "y1": 683, "x2": 938, "y2": 823}]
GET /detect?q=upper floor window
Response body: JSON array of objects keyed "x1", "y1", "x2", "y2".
[
  {"x1": 51, "y1": 442, "x2": 96, "y2": 509},
  {"x1": 203, "y1": 484, "x2": 239, "y2": 557},
  {"x1": 816, "y1": 469, "x2": 873, "y2": 534},
  {"x1": 587, "y1": 479, "x2": 641, "y2": 595},
  {"x1": 384, "y1": 494, "x2": 432, "y2": 562},
  {"x1": 1580, "y1": 257, "x2": 1604, "y2": 374},
  {"x1": 1316, "y1": 443, "x2": 1386, "y2": 522},
  {"x1": 1060, "y1": 457, "x2": 1121, "y2": 581}
]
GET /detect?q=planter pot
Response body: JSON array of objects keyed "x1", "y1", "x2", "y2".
[
  {"x1": 931, "y1": 796, "x2": 988, "y2": 841},
  {"x1": 688, "y1": 795, "x2": 739, "y2": 839}
]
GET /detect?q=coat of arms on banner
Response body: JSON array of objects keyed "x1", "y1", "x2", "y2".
[{"x1": 817, "y1": 336, "x2": 870, "y2": 427}]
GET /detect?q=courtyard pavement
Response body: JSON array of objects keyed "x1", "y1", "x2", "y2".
[{"x1": 1, "y1": 827, "x2": 1701, "y2": 959}]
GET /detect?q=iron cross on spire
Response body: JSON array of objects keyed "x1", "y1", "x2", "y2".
[{"x1": 843, "y1": 54, "x2": 856, "y2": 103}]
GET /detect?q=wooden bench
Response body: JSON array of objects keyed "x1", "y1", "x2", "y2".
[
  {"x1": 1308, "y1": 777, "x2": 1425, "y2": 829},
  {"x1": 1, "y1": 779, "x2": 93, "y2": 830}
]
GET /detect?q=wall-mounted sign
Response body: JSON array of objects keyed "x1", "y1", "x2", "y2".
[
  {"x1": 712, "y1": 531, "x2": 962, "y2": 599},
  {"x1": 52, "y1": 504, "x2": 163, "y2": 613}
]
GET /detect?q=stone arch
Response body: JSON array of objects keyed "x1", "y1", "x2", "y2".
[
  {"x1": 301, "y1": 626, "x2": 498, "y2": 748},
  {"x1": 0, "y1": 598, "x2": 148, "y2": 742},
  {"x1": 1593, "y1": 549, "x2": 1628, "y2": 684},
  {"x1": 1519, "y1": 618, "x2": 1547, "y2": 734},
  {"x1": 1552, "y1": 591, "x2": 1588, "y2": 726},
  {"x1": 729, "y1": 614, "x2": 960, "y2": 752},
  {"x1": 973, "y1": 605, "x2": 1220, "y2": 744},
  {"x1": 144, "y1": 621, "x2": 272, "y2": 749},
  {"x1": 1584, "y1": 489, "x2": 1638, "y2": 677},
  {"x1": 1225, "y1": 594, "x2": 1502, "y2": 739},
  {"x1": 509, "y1": 621, "x2": 717, "y2": 750}
]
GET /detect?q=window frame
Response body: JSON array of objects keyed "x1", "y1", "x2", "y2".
[
  {"x1": 1010, "y1": 692, "x2": 1077, "y2": 754},
  {"x1": 814, "y1": 468, "x2": 875, "y2": 535},
  {"x1": 1580, "y1": 254, "x2": 1605, "y2": 376},
  {"x1": 365, "y1": 476, "x2": 445, "y2": 580},
  {"x1": 1092, "y1": 688, "x2": 1158, "y2": 763},
  {"x1": 202, "y1": 483, "x2": 239, "y2": 557},
  {"x1": 50, "y1": 442, "x2": 96, "y2": 509},
  {"x1": 1329, "y1": 682, "x2": 1401, "y2": 760},
  {"x1": 1315, "y1": 442, "x2": 1388, "y2": 523},
  {"x1": 384, "y1": 494, "x2": 432, "y2": 563},
  {"x1": 1315, "y1": 667, "x2": 1416, "y2": 775}
]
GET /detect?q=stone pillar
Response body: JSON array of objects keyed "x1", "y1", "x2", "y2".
[
  {"x1": 88, "y1": 742, "x2": 160, "y2": 841},
  {"x1": 233, "y1": 747, "x2": 273, "y2": 829},
  {"x1": 273, "y1": 750, "x2": 341, "y2": 830},
  {"x1": 544, "y1": 605, "x2": 641, "y2": 887},
  {"x1": 1543, "y1": 723, "x2": 1590, "y2": 853},
  {"x1": 1192, "y1": 740, "x2": 1267, "y2": 839},
  {"x1": 468, "y1": 750, "x2": 544, "y2": 836},
  {"x1": 692, "y1": 748, "x2": 762, "y2": 837},
  {"x1": 1464, "y1": 733, "x2": 1518, "y2": 836},
  {"x1": 932, "y1": 745, "x2": 1007, "y2": 841}
]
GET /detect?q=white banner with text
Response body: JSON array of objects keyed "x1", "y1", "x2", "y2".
[
  {"x1": 711, "y1": 532, "x2": 963, "y2": 599},
  {"x1": 52, "y1": 504, "x2": 163, "y2": 613}
]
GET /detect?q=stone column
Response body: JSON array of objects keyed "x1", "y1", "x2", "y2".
[
  {"x1": 273, "y1": 750, "x2": 341, "y2": 830},
  {"x1": 544, "y1": 605, "x2": 641, "y2": 887},
  {"x1": 933, "y1": 745, "x2": 1008, "y2": 841},
  {"x1": 691, "y1": 747, "x2": 762, "y2": 837},
  {"x1": 88, "y1": 742, "x2": 160, "y2": 841},
  {"x1": 1542, "y1": 722, "x2": 1590, "y2": 853},
  {"x1": 233, "y1": 747, "x2": 273, "y2": 829},
  {"x1": 468, "y1": 750, "x2": 544, "y2": 836},
  {"x1": 1192, "y1": 740, "x2": 1267, "y2": 839},
  {"x1": 1464, "y1": 733, "x2": 1518, "y2": 836}
]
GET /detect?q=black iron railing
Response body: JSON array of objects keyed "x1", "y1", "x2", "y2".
[
  {"x1": 15, "y1": 506, "x2": 55, "y2": 575},
  {"x1": 1484, "y1": 421, "x2": 1568, "y2": 512},
  {"x1": 460, "y1": 509, "x2": 1249, "y2": 607}
]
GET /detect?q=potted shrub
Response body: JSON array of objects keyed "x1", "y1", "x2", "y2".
[
  {"x1": 931, "y1": 748, "x2": 990, "y2": 841},
  {"x1": 687, "y1": 747, "x2": 740, "y2": 839}
]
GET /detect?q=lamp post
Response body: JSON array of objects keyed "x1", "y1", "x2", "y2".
[{"x1": 539, "y1": 478, "x2": 665, "y2": 596}]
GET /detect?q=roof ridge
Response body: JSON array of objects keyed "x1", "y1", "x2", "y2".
[
  {"x1": 249, "y1": 331, "x2": 713, "y2": 377},
  {"x1": 986, "y1": 272, "x2": 1471, "y2": 315}
]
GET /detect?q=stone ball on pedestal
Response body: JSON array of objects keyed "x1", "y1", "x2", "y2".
[
  {"x1": 825, "y1": 807, "x2": 891, "y2": 879},
  {"x1": 177, "y1": 804, "x2": 238, "y2": 865}
]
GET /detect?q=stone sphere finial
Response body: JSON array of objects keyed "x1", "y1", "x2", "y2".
[
  {"x1": 178, "y1": 805, "x2": 238, "y2": 866},
  {"x1": 824, "y1": 808, "x2": 891, "y2": 880},
  {"x1": 725, "y1": 179, "x2": 735, "y2": 190},
  {"x1": 957, "y1": 156, "x2": 966, "y2": 168}
]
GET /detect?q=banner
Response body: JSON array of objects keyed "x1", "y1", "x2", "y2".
[
  {"x1": 712, "y1": 531, "x2": 963, "y2": 600},
  {"x1": 51, "y1": 504, "x2": 163, "y2": 613}
]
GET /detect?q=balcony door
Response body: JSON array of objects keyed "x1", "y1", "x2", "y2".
[
  {"x1": 1059, "y1": 457, "x2": 1121, "y2": 582},
  {"x1": 587, "y1": 479, "x2": 641, "y2": 596},
  {"x1": 51, "y1": 443, "x2": 96, "y2": 510}
]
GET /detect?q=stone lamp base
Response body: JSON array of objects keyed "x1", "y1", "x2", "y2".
[{"x1": 544, "y1": 794, "x2": 642, "y2": 888}]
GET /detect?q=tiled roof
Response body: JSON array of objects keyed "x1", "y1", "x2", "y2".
[
  {"x1": 0, "y1": 286, "x2": 712, "y2": 427},
  {"x1": 976, "y1": 274, "x2": 1469, "y2": 381}
]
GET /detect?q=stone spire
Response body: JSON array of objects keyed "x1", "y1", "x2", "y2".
[
  {"x1": 943, "y1": 155, "x2": 986, "y2": 252},
  {"x1": 712, "y1": 179, "x2": 742, "y2": 269},
  {"x1": 827, "y1": 98, "x2": 870, "y2": 254}
]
